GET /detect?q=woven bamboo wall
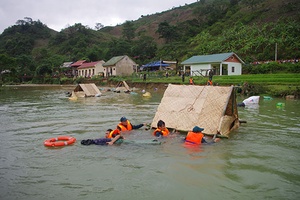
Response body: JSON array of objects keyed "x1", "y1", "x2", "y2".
[{"x1": 151, "y1": 84, "x2": 238, "y2": 135}]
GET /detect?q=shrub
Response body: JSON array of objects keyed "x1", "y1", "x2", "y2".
[
  {"x1": 248, "y1": 62, "x2": 300, "y2": 74},
  {"x1": 74, "y1": 76, "x2": 84, "y2": 84},
  {"x1": 287, "y1": 62, "x2": 300, "y2": 73},
  {"x1": 60, "y1": 77, "x2": 73, "y2": 84}
]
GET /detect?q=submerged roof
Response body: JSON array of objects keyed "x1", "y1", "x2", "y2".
[
  {"x1": 73, "y1": 83, "x2": 101, "y2": 97},
  {"x1": 181, "y1": 52, "x2": 244, "y2": 65},
  {"x1": 151, "y1": 84, "x2": 239, "y2": 136},
  {"x1": 115, "y1": 81, "x2": 130, "y2": 91}
]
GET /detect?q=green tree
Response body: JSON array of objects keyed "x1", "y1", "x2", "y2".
[
  {"x1": 15, "y1": 54, "x2": 35, "y2": 76},
  {"x1": 122, "y1": 21, "x2": 135, "y2": 41},
  {"x1": 156, "y1": 21, "x2": 178, "y2": 43},
  {"x1": 131, "y1": 35, "x2": 157, "y2": 64},
  {"x1": 95, "y1": 23, "x2": 104, "y2": 30},
  {"x1": 0, "y1": 54, "x2": 16, "y2": 72},
  {"x1": 242, "y1": 0, "x2": 262, "y2": 11},
  {"x1": 106, "y1": 39, "x2": 131, "y2": 58},
  {"x1": 87, "y1": 46, "x2": 104, "y2": 61},
  {"x1": 35, "y1": 64, "x2": 52, "y2": 76}
]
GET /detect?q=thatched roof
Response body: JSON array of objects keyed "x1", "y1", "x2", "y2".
[
  {"x1": 73, "y1": 84, "x2": 101, "y2": 97},
  {"x1": 151, "y1": 84, "x2": 239, "y2": 136}
]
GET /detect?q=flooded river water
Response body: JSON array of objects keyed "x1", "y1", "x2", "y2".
[{"x1": 0, "y1": 85, "x2": 299, "y2": 200}]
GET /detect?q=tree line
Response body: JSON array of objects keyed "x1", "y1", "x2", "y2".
[{"x1": 0, "y1": 0, "x2": 299, "y2": 84}]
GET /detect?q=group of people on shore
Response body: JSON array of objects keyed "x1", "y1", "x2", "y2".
[
  {"x1": 186, "y1": 69, "x2": 214, "y2": 86},
  {"x1": 81, "y1": 117, "x2": 220, "y2": 146}
]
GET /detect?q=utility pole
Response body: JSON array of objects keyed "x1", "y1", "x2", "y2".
[
  {"x1": 160, "y1": 58, "x2": 162, "y2": 71},
  {"x1": 275, "y1": 43, "x2": 278, "y2": 62}
]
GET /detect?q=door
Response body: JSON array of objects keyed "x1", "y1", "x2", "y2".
[{"x1": 222, "y1": 64, "x2": 228, "y2": 75}]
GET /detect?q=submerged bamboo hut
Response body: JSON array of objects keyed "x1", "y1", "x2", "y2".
[
  {"x1": 151, "y1": 84, "x2": 239, "y2": 136},
  {"x1": 72, "y1": 83, "x2": 101, "y2": 97},
  {"x1": 115, "y1": 81, "x2": 131, "y2": 92}
]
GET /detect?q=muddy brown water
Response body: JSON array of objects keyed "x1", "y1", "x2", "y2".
[{"x1": 0, "y1": 85, "x2": 299, "y2": 200}]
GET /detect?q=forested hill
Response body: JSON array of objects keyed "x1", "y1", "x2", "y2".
[{"x1": 0, "y1": 0, "x2": 299, "y2": 79}]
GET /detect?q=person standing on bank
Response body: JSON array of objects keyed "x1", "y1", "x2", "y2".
[
  {"x1": 207, "y1": 79, "x2": 213, "y2": 86},
  {"x1": 189, "y1": 77, "x2": 194, "y2": 85},
  {"x1": 209, "y1": 69, "x2": 214, "y2": 81},
  {"x1": 117, "y1": 117, "x2": 146, "y2": 131}
]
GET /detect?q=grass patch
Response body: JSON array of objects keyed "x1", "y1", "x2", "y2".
[
  {"x1": 125, "y1": 73, "x2": 300, "y2": 86},
  {"x1": 116, "y1": 72, "x2": 300, "y2": 97}
]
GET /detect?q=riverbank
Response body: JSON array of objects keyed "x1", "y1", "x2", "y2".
[
  {"x1": 2, "y1": 73, "x2": 299, "y2": 99},
  {"x1": 119, "y1": 73, "x2": 300, "y2": 99},
  {"x1": 115, "y1": 81, "x2": 300, "y2": 99}
]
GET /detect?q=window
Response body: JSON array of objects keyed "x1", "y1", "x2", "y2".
[{"x1": 231, "y1": 66, "x2": 235, "y2": 73}]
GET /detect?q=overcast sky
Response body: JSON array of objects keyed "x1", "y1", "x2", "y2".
[{"x1": 0, "y1": 0, "x2": 196, "y2": 34}]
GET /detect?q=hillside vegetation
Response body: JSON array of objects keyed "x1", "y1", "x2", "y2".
[{"x1": 0, "y1": 0, "x2": 299, "y2": 84}]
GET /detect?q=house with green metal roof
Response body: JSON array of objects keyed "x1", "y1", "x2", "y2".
[
  {"x1": 181, "y1": 52, "x2": 244, "y2": 77},
  {"x1": 103, "y1": 55, "x2": 136, "y2": 77}
]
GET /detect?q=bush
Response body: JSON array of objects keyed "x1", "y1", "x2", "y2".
[
  {"x1": 52, "y1": 78, "x2": 61, "y2": 84},
  {"x1": 287, "y1": 62, "x2": 300, "y2": 73},
  {"x1": 73, "y1": 76, "x2": 84, "y2": 84},
  {"x1": 60, "y1": 77, "x2": 73, "y2": 84},
  {"x1": 248, "y1": 62, "x2": 300, "y2": 74}
]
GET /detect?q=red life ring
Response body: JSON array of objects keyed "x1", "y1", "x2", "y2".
[{"x1": 44, "y1": 136, "x2": 76, "y2": 147}]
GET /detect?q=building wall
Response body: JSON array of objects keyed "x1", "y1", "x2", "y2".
[
  {"x1": 103, "y1": 66, "x2": 114, "y2": 77},
  {"x1": 187, "y1": 62, "x2": 242, "y2": 76},
  {"x1": 94, "y1": 61, "x2": 105, "y2": 76},
  {"x1": 189, "y1": 64, "x2": 211, "y2": 76},
  {"x1": 78, "y1": 67, "x2": 94, "y2": 77},
  {"x1": 224, "y1": 54, "x2": 240, "y2": 63},
  {"x1": 183, "y1": 53, "x2": 243, "y2": 76},
  {"x1": 103, "y1": 56, "x2": 137, "y2": 77},
  {"x1": 224, "y1": 62, "x2": 242, "y2": 75},
  {"x1": 190, "y1": 64, "x2": 211, "y2": 71},
  {"x1": 115, "y1": 56, "x2": 135, "y2": 76},
  {"x1": 77, "y1": 61, "x2": 105, "y2": 77}
]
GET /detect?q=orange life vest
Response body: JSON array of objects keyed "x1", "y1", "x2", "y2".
[
  {"x1": 153, "y1": 128, "x2": 170, "y2": 137},
  {"x1": 185, "y1": 131, "x2": 204, "y2": 145},
  {"x1": 189, "y1": 78, "x2": 194, "y2": 85},
  {"x1": 106, "y1": 129, "x2": 120, "y2": 139},
  {"x1": 117, "y1": 120, "x2": 133, "y2": 131}
]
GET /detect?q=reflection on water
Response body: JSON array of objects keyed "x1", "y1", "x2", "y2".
[{"x1": 0, "y1": 85, "x2": 299, "y2": 200}]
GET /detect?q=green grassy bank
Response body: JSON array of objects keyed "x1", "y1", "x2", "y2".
[
  {"x1": 1, "y1": 73, "x2": 299, "y2": 98},
  {"x1": 109, "y1": 73, "x2": 300, "y2": 98}
]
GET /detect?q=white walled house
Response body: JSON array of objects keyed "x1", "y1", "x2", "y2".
[
  {"x1": 103, "y1": 55, "x2": 136, "y2": 77},
  {"x1": 77, "y1": 60, "x2": 105, "y2": 77},
  {"x1": 181, "y1": 52, "x2": 244, "y2": 76}
]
